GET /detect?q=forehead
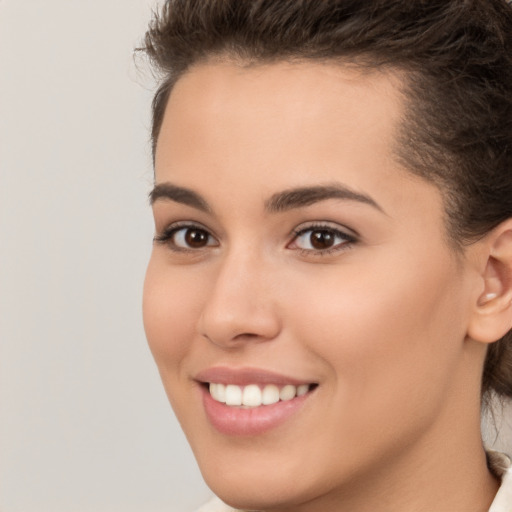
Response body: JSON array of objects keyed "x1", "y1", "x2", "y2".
[
  {"x1": 154, "y1": 60, "x2": 440, "y2": 224},
  {"x1": 155, "y1": 60, "x2": 405, "y2": 174},
  {"x1": 168, "y1": 59, "x2": 402, "y2": 115}
]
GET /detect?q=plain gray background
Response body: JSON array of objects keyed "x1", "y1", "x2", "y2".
[
  {"x1": 1, "y1": 1, "x2": 511, "y2": 511},
  {"x1": 0, "y1": 1, "x2": 211, "y2": 511}
]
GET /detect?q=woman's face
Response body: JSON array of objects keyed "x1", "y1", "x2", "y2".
[{"x1": 143, "y1": 61, "x2": 482, "y2": 510}]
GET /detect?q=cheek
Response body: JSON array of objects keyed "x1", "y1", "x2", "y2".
[
  {"x1": 272, "y1": 253, "x2": 469, "y2": 482},
  {"x1": 142, "y1": 256, "x2": 203, "y2": 370},
  {"x1": 287, "y1": 250, "x2": 467, "y2": 415}
]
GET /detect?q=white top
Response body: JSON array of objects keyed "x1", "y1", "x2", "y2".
[
  {"x1": 489, "y1": 451, "x2": 512, "y2": 512},
  {"x1": 195, "y1": 452, "x2": 512, "y2": 512}
]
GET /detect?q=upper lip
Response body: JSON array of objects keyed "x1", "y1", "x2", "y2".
[{"x1": 195, "y1": 366, "x2": 315, "y2": 387}]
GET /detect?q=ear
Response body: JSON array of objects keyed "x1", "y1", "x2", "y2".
[{"x1": 467, "y1": 219, "x2": 512, "y2": 344}]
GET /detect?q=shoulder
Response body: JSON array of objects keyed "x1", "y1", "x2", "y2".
[
  {"x1": 489, "y1": 451, "x2": 512, "y2": 512},
  {"x1": 194, "y1": 496, "x2": 241, "y2": 512}
]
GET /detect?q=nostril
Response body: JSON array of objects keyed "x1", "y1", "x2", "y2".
[
  {"x1": 232, "y1": 332, "x2": 261, "y2": 341},
  {"x1": 200, "y1": 321, "x2": 280, "y2": 347},
  {"x1": 201, "y1": 331, "x2": 274, "y2": 348}
]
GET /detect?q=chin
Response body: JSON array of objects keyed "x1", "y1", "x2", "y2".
[
  {"x1": 195, "y1": 443, "x2": 336, "y2": 512},
  {"x1": 205, "y1": 474, "x2": 310, "y2": 512}
]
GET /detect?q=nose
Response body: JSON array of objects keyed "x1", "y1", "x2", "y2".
[{"x1": 198, "y1": 250, "x2": 281, "y2": 348}]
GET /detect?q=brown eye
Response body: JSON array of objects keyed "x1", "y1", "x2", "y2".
[
  {"x1": 291, "y1": 225, "x2": 355, "y2": 253},
  {"x1": 165, "y1": 226, "x2": 217, "y2": 250},
  {"x1": 184, "y1": 228, "x2": 210, "y2": 248},
  {"x1": 309, "y1": 230, "x2": 335, "y2": 249}
]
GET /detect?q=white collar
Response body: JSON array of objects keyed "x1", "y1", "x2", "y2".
[{"x1": 488, "y1": 451, "x2": 512, "y2": 512}]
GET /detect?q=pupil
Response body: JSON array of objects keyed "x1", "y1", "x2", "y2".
[
  {"x1": 185, "y1": 229, "x2": 208, "y2": 247},
  {"x1": 310, "y1": 230, "x2": 334, "y2": 249}
]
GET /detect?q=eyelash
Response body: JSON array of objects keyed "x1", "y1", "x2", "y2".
[
  {"x1": 290, "y1": 223, "x2": 357, "y2": 256},
  {"x1": 153, "y1": 222, "x2": 218, "y2": 253},
  {"x1": 154, "y1": 222, "x2": 357, "y2": 255}
]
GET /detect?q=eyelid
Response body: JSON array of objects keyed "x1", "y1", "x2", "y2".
[
  {"x1": 154, "y1": 221, "x2": 219, "y2": 250},
  {"x1": 291, "y1": 220, "x2": 358, "y2": 238},
  {"x1": 288, "y1": 221, "x2": 358, "y2": 254}
]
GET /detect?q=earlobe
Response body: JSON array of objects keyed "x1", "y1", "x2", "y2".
[{"x1": 467, "y1": 220, "x2": 512, "y2": 344}]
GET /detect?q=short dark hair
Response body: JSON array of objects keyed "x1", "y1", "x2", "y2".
[{"x1": 140, "y1": 0, "x2": 512, "y2": 401}]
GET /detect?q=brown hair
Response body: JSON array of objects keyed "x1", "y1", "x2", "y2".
[{"x1": 140, "y1": 0, "x2": 512, "y2": 401}]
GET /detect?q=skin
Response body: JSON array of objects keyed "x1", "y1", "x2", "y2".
[{"x1": 143, "y1": 61, "x2": 505, "y2": 512}]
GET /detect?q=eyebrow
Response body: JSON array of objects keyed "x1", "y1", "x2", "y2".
[
  {"x1": 149, "y1": 183, "x2": 211, "y2": 212},
  {"x1": 265, "y1": 184, "x2": 384, "y2": 213},
  {"x1": 149, "y1": 182, "x2": 384, "y2": 214}
]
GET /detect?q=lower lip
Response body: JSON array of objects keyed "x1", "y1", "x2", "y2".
[{"x1": 201, "y1": 385, "x2": 313, "y2": 436}]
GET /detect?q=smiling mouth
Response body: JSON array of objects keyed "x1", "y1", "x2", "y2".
[
  {"x1": 198, "y1": 370, "x2": 319, "y2": 435},
  {"x1": 206, "y1": 382, "x2": 317, "y2": 408}
]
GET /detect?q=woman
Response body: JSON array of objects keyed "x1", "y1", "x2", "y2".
[{"x1": 141, "y1": 1, "x2": 512, "y2": 511}]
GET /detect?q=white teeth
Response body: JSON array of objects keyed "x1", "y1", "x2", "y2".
[
  {"x1": 261, "y1": 384, "x2": 280, "y2": 405},
  {"x1": 209, "y1": 383, "x2": 226, "y2": 402},
  {"x1": 297, "y1": 384, "x2": 309, "y2": 397},
  {"x1": 209, "y1": 382, "x2": 311, "y2": 407},
  {"x1": 217, "y1": 383, "x2": 226, "y2": 402},
  {"x1": 225, "y1": 384, "x2": 243, "y2": 406},
  {"x1": 279, "y1": 384, "x2": 296, "y2": 401},
  {"x1": 242, "y1": 384, "x2": 262, "y2": 406}
]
